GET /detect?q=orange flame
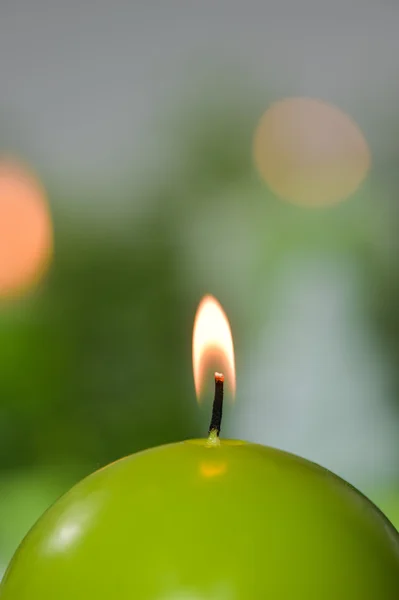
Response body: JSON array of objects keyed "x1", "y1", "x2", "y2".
[{"x1": 192, "y1": 295, "x2": 236, "y2": 401}]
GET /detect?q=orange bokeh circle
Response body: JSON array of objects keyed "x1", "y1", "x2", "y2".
[
  {"x1": 0, "y1": 160, "x2": 52, "y2": 297},
  {"x1": 253, "y1": 97, "x2": 371, "y2": 207}
]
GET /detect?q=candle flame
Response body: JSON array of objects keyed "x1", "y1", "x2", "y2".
[{"x1": 192, "y1": 295, "x2": 236, "y2": 402}]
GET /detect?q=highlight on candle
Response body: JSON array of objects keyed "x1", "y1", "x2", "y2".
[
  {"x1": 199, "y1": 460, "x2": 227, "y2": 478},
  {"x1": 252, "y1": 97, "x2": 371, "y2": 207},
  {"x1": 192, "y1": 294, "x2": 236, "y2": 401},
  {"x1": 0, "y1": 159, "x2": 52, "y2": 298}
]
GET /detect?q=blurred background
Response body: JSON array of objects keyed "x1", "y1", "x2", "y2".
[{"x1": 1, "y1": 0, "x2": 399, "y2": 577}]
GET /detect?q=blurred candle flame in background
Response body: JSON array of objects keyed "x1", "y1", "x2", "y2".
[
  {"x1": 0, "y1": 160, "x2": 52, "y2": 298},
  {"x1": 253, "y1": 97, "x2": 371, "y2": 207},
  {"x1": 192, "y1": 295, "x2": 236, "y2": 402}
]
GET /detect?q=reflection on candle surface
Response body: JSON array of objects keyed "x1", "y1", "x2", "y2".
[
  {"x1": 199, "y1": 461, "x2": 227, "y2": 479},
  {"x1": 44, "y1": 493, "x2": 104, "y2": 554}
]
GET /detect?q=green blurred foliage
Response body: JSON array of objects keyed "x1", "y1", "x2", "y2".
[{"x1": 0, "y1": 213, "x2": 200, "y2": 471}]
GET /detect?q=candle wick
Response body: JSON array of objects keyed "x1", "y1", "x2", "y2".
[{"x1": 208, "y1": 372, "x2": 224, "y2": 438}]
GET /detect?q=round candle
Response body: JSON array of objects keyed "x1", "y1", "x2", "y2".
[
  {"x1": 1, "y1": 295, "x2": 398, "y2": 599},
  {"x1": 0, "y1": 436, "x2": 398, "y2": 599}
]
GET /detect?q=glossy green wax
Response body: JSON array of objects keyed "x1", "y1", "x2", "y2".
[{"x1": 1, "y1": 439, "x2": 398, "y2": 599}]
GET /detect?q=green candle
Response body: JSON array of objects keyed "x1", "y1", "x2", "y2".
[{"x1": 1, "y1": 296, "x2": 398, "y2": 599}]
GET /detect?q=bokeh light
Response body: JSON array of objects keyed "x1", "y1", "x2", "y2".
[
  {"x1": 0, "y1": 160, "x2": 52, "y2": 298},
  {"x1": 253, "y1": 97, "x2": 371, "y2": 207}
]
